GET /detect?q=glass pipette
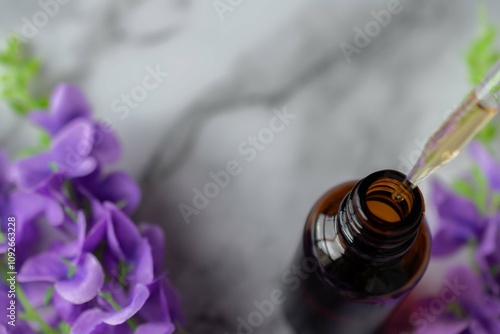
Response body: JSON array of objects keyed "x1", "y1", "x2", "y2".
[{"x1": 393, "y1": 60, "x2": 500, "y2": 201}]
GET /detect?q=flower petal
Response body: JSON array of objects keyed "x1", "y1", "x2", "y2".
[
  {"x1": 103, "y1": 284, "x2": 150, "y2": 325},
  {"x1": 135, "y1": 323, "x2": 175, "y2": 334},
  {"x1": 422, "y1": 319, "x2": 468, "y2": 334},
  {"x1": 51, "y1": 84, "x2": 92, "y2": 132},
  {"x1": 476, "y1": 214, "x2": 500, "y2": 294},
  {"x1": 53, "y1": 290, "x2": 89, "y2": 324},
  {"x1": 100, "y1": 172, "x2": 141, "y2": 214},
  {"x1": 139, "y1": 279, "x2": 171, "y2": 324},
  {"x1": 431, "y1": 227, "x2": 472, "y2": 257},
  {"x1": 432, "y1": 179, "x2": 482, "y2": 232},
  {"x1": 55, "y1": 253, "x2": 104, "y2": 304},
  {"x1": 446, "y1": 265, "x2": 481, "y2": 305},
  {"x1": 0, "y1": 151, "x2": 8, "y2": 191},
  {"x1": 141, "y1": 224, "x2": 165, "y2": 274},
  {"x1": 11, "y1": 152, "x2": 54, "y2": 190},
  {"x1": 131, "y1": 239, "x2": 154, "y2": 285},
  {"x1": 51, "y1": 119, "x2": 96, "y2": 178},
  {"x1": 70, "y1": 308, "x2": 106, "y2": 334},
  {"x1": 29, "y1": 111, "x2": 58, "y2": 135},
  {"x1": 83, "y1": 215, "x2": 107, "y2": 253},
  {"x1": 18, "y1": 252, "x2": 67, "y2": 282},
  {"x1": 56, "y1": 211, "x2": 87, "y2": 258},
  {"x1": 22, "y1": 282, "x2": 53, "y2": 308},
  {"x1": 91, "y1": 122, "x2": 121, "y2": 165},
  {"x1": 469, "y1": 141, "x2": 500, "y2": 192},
  {"x1": 162, "y1": 278, "x2": 183, "y2": 324},
  {"x1": 106, "y1": 203, "x2": 141, "y2": 260},
  {"x1": 140, "y1": 278, "x2": 182, "y2": 325}
]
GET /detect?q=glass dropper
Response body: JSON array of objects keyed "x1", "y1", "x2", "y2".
[{"x1": 393, "y1": 60, "x2": 500, "y2": 201}]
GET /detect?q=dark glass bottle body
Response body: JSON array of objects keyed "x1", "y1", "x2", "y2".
[{"x1": 284, "y1": 170, "x2": 431, "y2": 334}]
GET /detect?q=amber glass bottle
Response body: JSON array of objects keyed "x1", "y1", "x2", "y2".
[{"x1": 284, "y1": 170, "x2": 431, "y2": 334}]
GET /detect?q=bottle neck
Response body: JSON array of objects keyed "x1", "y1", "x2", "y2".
[{"x1": 337, "y1": 170, "x2": 424, "y2": 262}]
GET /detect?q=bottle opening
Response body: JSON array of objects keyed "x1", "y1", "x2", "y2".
[
  {"x1": 365, "y1": 178, "x2": 413, "y2": 223},
  {"x1": 356, "y1": 170, "x2": 422, "y2": 231},
  {"x1": 338, "y1": 170, "x2": 424, "y2": 260}
]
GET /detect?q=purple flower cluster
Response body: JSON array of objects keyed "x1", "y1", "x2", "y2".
[
  {"x1": 0, "y1": 85, "x2": 182, "y2": 333},
  {"x1": 423, "y1": 142, "x2": 500, "y2": 333}
]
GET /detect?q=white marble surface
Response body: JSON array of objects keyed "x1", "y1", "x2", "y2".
[{"x1": 1, "y1": 1, "x2": 500, "y2": 332}]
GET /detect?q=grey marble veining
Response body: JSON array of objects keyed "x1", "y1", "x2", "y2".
[{"x1": 1, "y1": 1, "x2": 500, "y2": 333}]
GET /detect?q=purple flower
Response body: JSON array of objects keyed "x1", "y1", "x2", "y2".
[
  {"x1": 13, "y1": 84, "x2": 121, "y2": 191},
  {"x1": 71, "y1": 284, "x2": 150, "y2": 334},
  {"x1": 0, "y1": 193, "x2": 63, "y2": 267},
  {"x1": 18, "y1": 212, "x2": 105, "y2": 304},
  {"x1": 104, "y1": 203, "x2": 154, "y2": 286},
  {"x1": 423, "y1": 265, "x2": 500, "y2": 333},
  {"x1": 135, "y1": 323, "x2": 175, "y2": 334},
  {"x1": 18, "y1": 251, "x2": 104, "y2": 304},
  {"x1": 0, "y1": 151, "x2": 11, "y2": 225},
  {"x1": 1, "y1": 82, "x2": 182, "y2": 333},
  {"x1": 0, "y1": 151, "x2": 8, "y2": 192},
  {"x1": 139, "y1": 277, "x2": 182, "y2": 329},
  {"x1": 477, "y1": 213, "x2": 500, "y2": 295},
  {"x1": 469, "y1": 141, "x2": 500, "y2": 192},
  {"x1": 75, "y1": 167, "x2": 141, "y2": 214},
  {"x1": 12, "y1": 119, "x2": 98, "y2": 190},
  {"x1": 29, "y1": 84, "x2": 122, "y2": 165},
  {"x1": 430, "y1": 179, "x2": 486, "y2": 256},
  {"x1": 29, "y1": 84, "x2": 91, "y2": 136},
  {"x1": 140, "y1": 224, "x2": 165, "y2": 275}
]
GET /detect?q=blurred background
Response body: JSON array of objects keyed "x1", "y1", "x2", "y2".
[{"x1": 0, "y1": 0, "x2": 499, "y2": 332}]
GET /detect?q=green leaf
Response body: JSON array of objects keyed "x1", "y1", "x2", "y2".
[
  {"x1": 466, "y1": 6, "x2": 500, "y2": 85},
  {"x1": 470, "y1": 165, "x2": 488, "y2": 213},
  {"x1": 0, "y1": 36, "x2": 47, "y2": 116},
  {"x1": 466, "y1": 5, "x2": 500, "y2": 145},
  {"x1": 475, "y1": 122, "x2": 497, "y2": 146},
  {"x1": 452, "y1": 179, "x2": 475, "y2": 199}
]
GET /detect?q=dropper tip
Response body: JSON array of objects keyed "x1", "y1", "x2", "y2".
[{"x1": 391, "y1": 179, "x2": 414, "y2": 202}]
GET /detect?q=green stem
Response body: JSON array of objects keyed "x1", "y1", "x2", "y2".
[{"x1": 16, "y1": 283, "x2": 58, "y2": 334}]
